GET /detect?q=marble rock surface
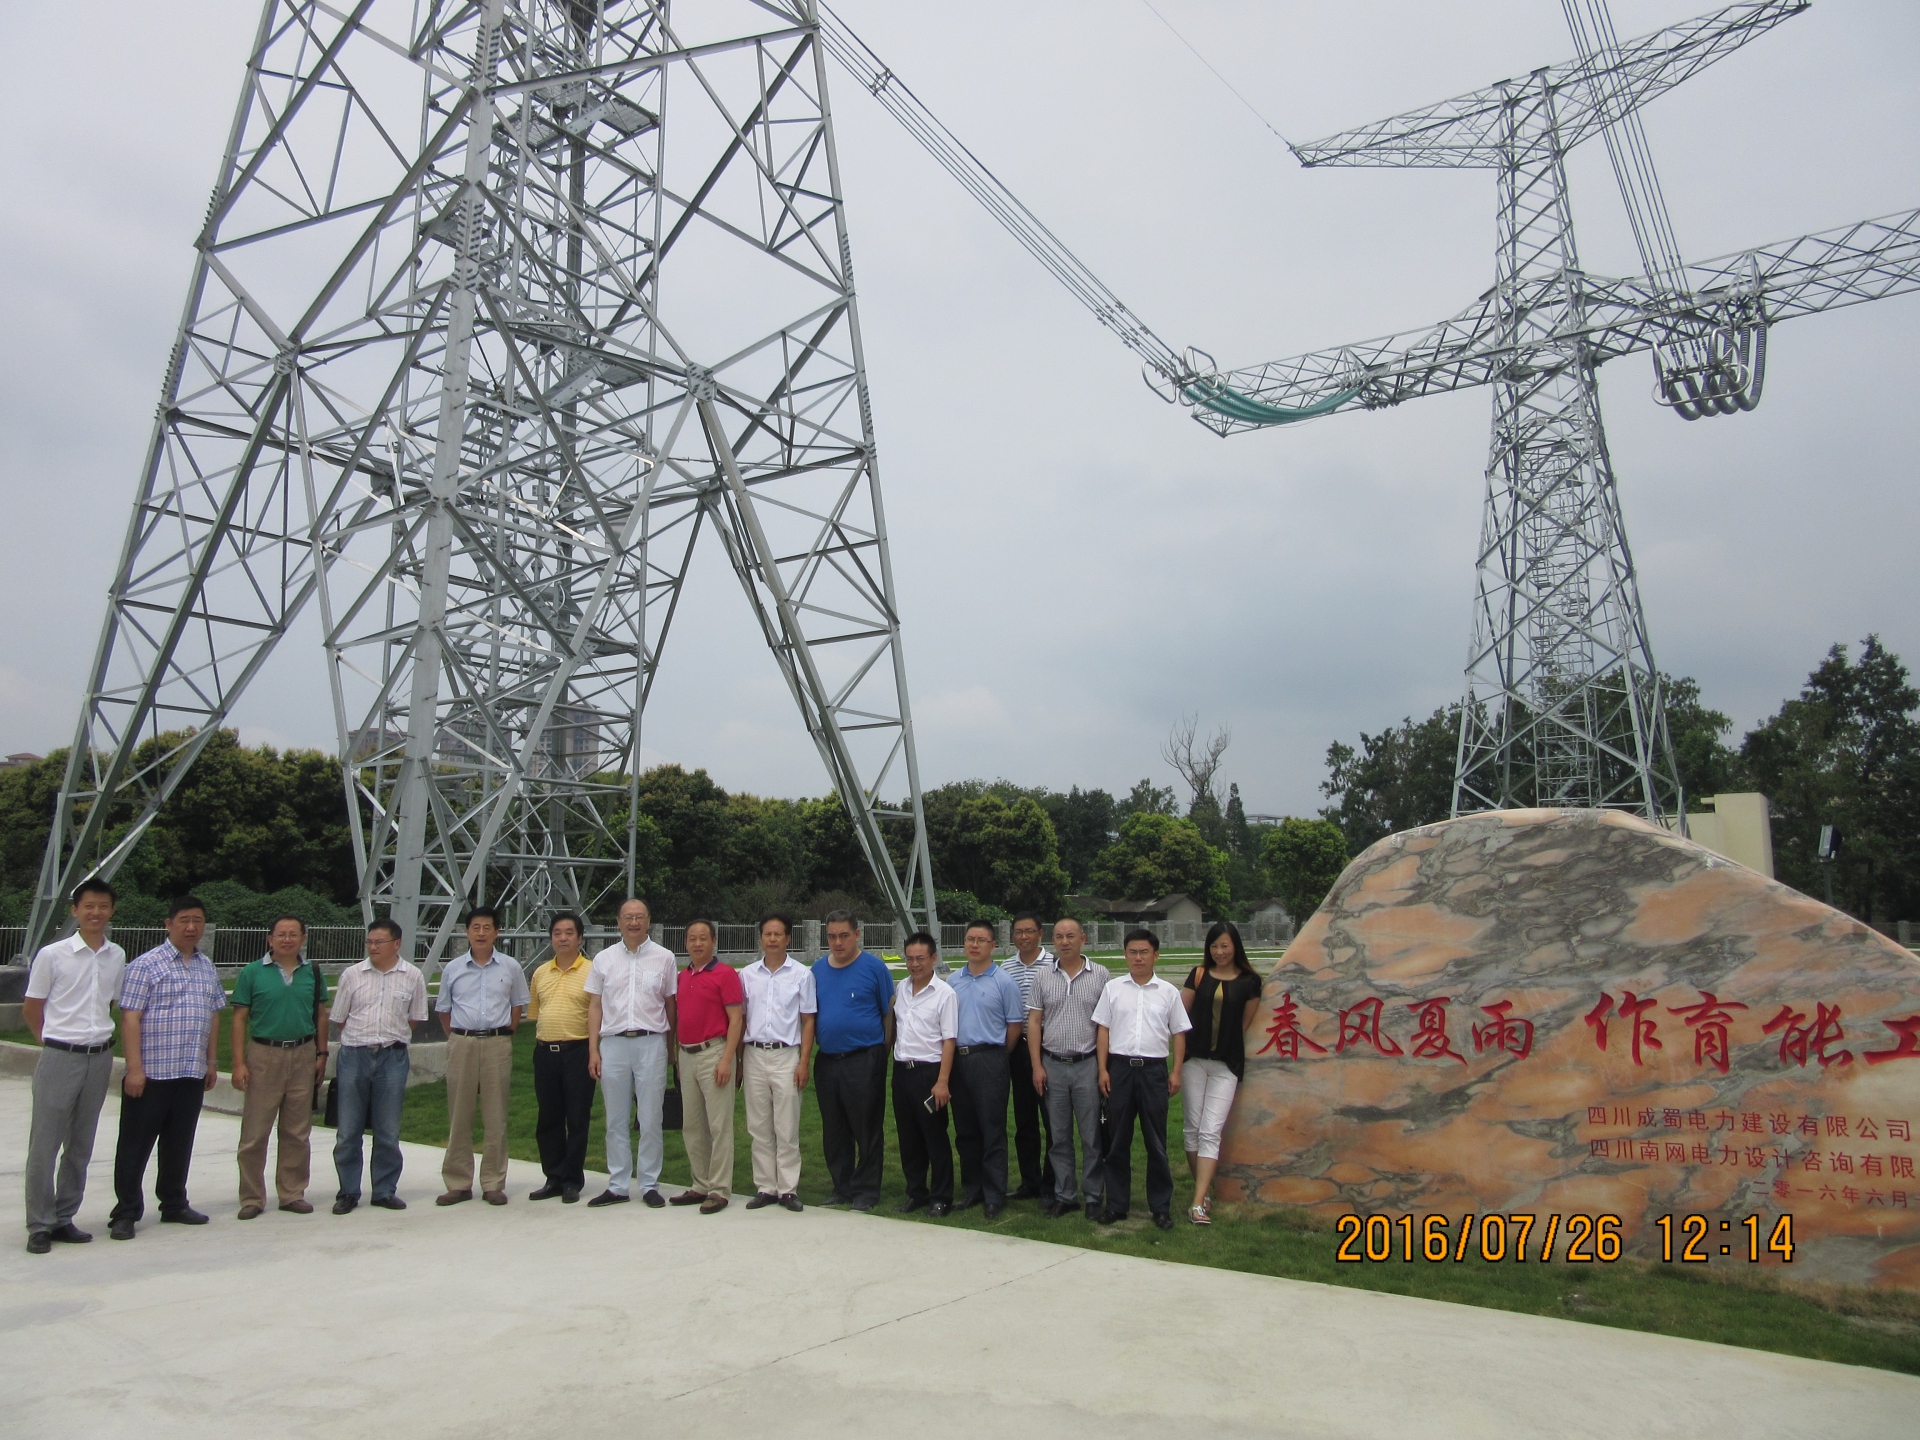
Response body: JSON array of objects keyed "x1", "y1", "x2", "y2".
[{"x1": 1219, "y1": 808, "x2": 1920, "y2": 1290}]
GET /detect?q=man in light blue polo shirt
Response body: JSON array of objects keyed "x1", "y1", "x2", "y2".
[
  {"x1": 434, "y1": 906, "x2": 528, "y2": 1206},
  {"x1": 945, "y1": 920, "x2": 1026, "y2": 1218}
]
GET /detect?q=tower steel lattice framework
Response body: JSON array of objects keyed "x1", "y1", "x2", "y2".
[
  {"x1": 821, "y1": 0, "x2": 1916, "y2": 829},
  {"x1": 26, "y1": 0, "x2": 939, "y2": 961}
]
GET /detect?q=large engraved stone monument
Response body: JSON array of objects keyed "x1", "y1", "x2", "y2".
[{"x1": 1221, "y1": 809, "x2": 1920, "y2": 1290}]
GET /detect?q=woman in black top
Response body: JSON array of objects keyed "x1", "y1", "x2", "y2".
[{"x1": 1179, "y1": 921, "x2": 1262, "y2": 1225}]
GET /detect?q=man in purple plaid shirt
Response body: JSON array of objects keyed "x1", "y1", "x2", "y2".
[{"x1": 109, "y1": 896, "x2": 227, "y2": 1240}]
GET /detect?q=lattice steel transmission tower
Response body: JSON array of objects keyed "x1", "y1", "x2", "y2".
[{"x1": 26, "y1": 0, "x2": 938, "y2": 961}]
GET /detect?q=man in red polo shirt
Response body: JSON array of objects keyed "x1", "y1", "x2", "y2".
[{"x1": 671, "y1": 919, "x2": 745, "y2": 1213}]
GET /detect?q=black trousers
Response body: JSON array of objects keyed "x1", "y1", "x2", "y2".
[
  {"x1": 533, "y1": 1040, "x2": 594, "y2": 1189},
  {"x1": 1101, "y1": 1057, "x2": 1172, "y2": 1219},
  {"x1": 111, "y1": 1076, "x2": 205, "y2": 1222},
  {"x1": 1009, "y1": 1039, "x2": 1055, "y2": 1199},
  {"x1": 815, "y1": 1043, "x2": 887, "y2": 1205},
  {"x1": 891, "y1": 1060, "x2": 953, "y2": 1205},
  {"x1": 950, "y1": 1046, "x2": 1012, "y2": 1206}
]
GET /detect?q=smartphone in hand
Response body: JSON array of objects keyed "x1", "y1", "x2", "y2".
[{"x1": 923, "y1": 1093, "x2": 938, "y2": 1113}]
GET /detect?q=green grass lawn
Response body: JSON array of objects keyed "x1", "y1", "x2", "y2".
[{"x1": 7, "y1": 1022, "x2": 1916, "y2": 1373}]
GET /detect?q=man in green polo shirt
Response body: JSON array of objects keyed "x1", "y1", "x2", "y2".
[{"x1": 230, "y1": 915, "x2": 330, "y2": 1218}]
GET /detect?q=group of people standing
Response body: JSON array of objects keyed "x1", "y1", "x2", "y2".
[{"x1": 21, "y1": 879, "x2": 1265, "y2": 1251}]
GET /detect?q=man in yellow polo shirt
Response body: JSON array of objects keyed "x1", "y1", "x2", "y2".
[{"x1": 527, "y1": 912, "x2": 595, "y2": 1203}]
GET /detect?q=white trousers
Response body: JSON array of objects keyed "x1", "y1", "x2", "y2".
[
  {"x1": 600, "y1": 1033, "x2": 667, "y2": 1196},
  {"x1": 1180, "y1": 1058, "x2": 1238, "y2": 1161},
  {"x1": 743, "y1": 1044, "x2": 804, "y2": 1196}
]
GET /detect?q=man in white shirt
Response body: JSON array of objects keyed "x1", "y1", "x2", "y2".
[
  {"x1": 1003, "y1": 912, "x2": 1056, "y2": 1204},
  {"x1": 328, "y1": 919, "x2": 429, "y2": 1213},
  {"x1": 739, "y1": 913, "x2": 816, "y2": 1212},
  {"x1": 890, "y1": 931, "x2": 958, "y2": 1217},
  {"x1": 585, "y1": 898, "x2": 676, "y2": 1208},
  {"x1": 1092, "y1": 929, "x2": 1190, "y2": 1230},
  {"x1": 22, "y1": 879, "x2": 125, "y2": 1253}
]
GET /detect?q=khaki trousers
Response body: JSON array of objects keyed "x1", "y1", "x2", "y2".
[
  {"x1": 742, "y1": 1044, "x2": 803, "y2": 1196},
  {"x1": 443, "y1": 1034, "x2": 513, "y2": 1192},
  {"x1": 237, "y1": 1039, "x2": 317, "y2": 1207},
  {"x1": 676, "y1": 1042, "x2": 735, "y2": 1199}
]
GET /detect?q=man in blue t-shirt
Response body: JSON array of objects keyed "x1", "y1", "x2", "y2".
[{"x1": 809, "y1": 910, "x2": 894, "y2": 1211}]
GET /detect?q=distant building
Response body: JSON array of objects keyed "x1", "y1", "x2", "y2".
[
  {"x1": 1068, "y1": 892, "x2": 1207, "y2": 925},
  {"x1": 1243, "y1": 896, "x2": 1291, "y2": 926},
  {"x1": 0, "y1": 752, "x2": 43, "y2": 771}
]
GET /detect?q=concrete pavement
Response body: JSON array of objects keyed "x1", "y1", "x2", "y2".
[{"x1": 0, "y1": 1072, "x2": 1913, "y2": 1438}]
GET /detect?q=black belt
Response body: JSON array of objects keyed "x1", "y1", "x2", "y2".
[
  {"x1": 450, "y1": 1027, "x2": 512, "y2": 1038},
  {"x1": 679, "y1": 1037, "x2": 721, "y2": 1053},
  {"x1": 1044, "y1": 1049, "x2": 1093, "y2": 1063},
  {"x1": 540, "y1": 1039, "x2": 588, "y2": 1052},
  {"x1": 956, "y1": 1044, "x2": 1001, "y2": 1056},
  {"x1": 250, "y1": 1035, "x2": 315, "y2": 1049},
  {"x1": 611, "y1": 1029, "x2": 664, "y2": 1038},
  {"x1": 894, "y1": 1058, "x2": 941, "y2": 1069},
  {"x1": 1118, "y1": 1055, "x2": 1164, "y2": 1067},
  {"x1": 346, "y1": 1041, "x2": 408, "y2": 1051},
  {"x1": 43, "y1": 1038, "x2": 113, "y2": 1055},
  {"x1": 746, "y1": 1040, "x2": 796, "y2": 1049}
]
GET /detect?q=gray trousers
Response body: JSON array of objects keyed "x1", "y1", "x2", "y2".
[
  {"x1": 26, "y1": 1046, "x2": 114, "y2": 1234},
  {"x1": 1042, "y1": 1052, "x2": 1103, "y2": 1205}
]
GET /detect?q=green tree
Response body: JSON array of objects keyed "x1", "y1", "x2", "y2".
[
  {"x1": 1665, "y1": 674, "x2": 1744, "y2": 805},
  {"x1": 800, "y1": 794, "x2": 872, "y2": 903},
  {"x1": 1115, "y1": 777, "x2": 1177, "y2": 823},
  {"x1": 939, "y1": 793, "x2": 1069, "y2": 915},
  {"x1": 1261, "y1": 817, "x2": 1349, "y2": 926},
  {"x1": 1038, "y1": 785, "x2": 1116, "y2": 890},
  {"x1": 1087, "y1": 812, "x2": 1230, "y2": 916},
  {"x1": 1740, "y1": 636, "x2": 1920, "y2": 921},
  {"x1": 1319, "y1": 705, "x2": 1459, "y2": 855}
]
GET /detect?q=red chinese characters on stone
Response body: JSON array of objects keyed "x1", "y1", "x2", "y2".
[
  {"x1": 1863, "y1": 1016, "x2": 1920, "y2": 1066},
  {"x1": 1472, "y1": 1000, "x2": 1535, "y2": 1060},
  {"x1": 1335, "y1": 997, "x2": 1404, "y2": 1057},
  {"x1": 1586, "y1": 991, "x2": 1663, "y2": 1064},
  {"x1": 1668, "y1": 992, "x2": 1749, "y2": 1075},
  {"x1": 1255, "y1": 992, "x2": 1328, "y2": 1061},
  {"x1": 1762, "y1": 1002, "x2": 1852, "y2": 1068},
  {"x1": 1407, "y1": 998, "x2": 1466, "y2": 1064}
]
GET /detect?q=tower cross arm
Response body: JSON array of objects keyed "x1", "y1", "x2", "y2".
[
  {"x1": 1187, "y1": 206, "x2": 1920, "y2": 436},
  {"x1": 1294, "y1": 0, "x2": 1806, "y2": 170}
]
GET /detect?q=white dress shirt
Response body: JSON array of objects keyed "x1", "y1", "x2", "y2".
[
  {"x1": 586, "y1": 937, "x2": 677, "y2": 1035},
  {"x1": 25, "y1": 932, "x2": 127, "y2": 1045},
  {"x1": 740, "y1": 957, "x2": 817, "y2": 1046},
  {"x1": 331, "y1": 958, "x2": 429, "y2": 1047},
  {"x1": 892, "y1": 975, "x2": 958, "y2": 1063},
  {"x1": 1091, "y1": 974, "x2": 1192, "y2": 1059}
]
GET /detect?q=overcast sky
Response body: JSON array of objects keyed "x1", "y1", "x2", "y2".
[{"x1": 1, "y1": 0, "x2": 1914, "y2": 819}]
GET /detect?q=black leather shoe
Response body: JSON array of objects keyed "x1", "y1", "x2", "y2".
[
  {"x1": 1084, "y1": 1201, "x2": 1101, "y2": 1221},
  {"x1": 587, "y1": 1190, "x2": 630, "y2": 1207},
  {"x1": 1152, "y1": 1211, "x2": 1174, "y2": 1231},
  {"x1": 110, "y1": 1218, "x2": 136, "y2": 1240},
  {"x1": 49, "y1": 1224, "x2": 92, "y2": 1243},
  {"x1": 950, "y1": 1196, "x2": 980, "y2": 1213},
  {"x1": 927, "y1": 1202, "x2": 951, "y2": 1218},
  {"x1": 778, "y1": 1193, "x2": 803, "y2": 1212},
  {"x1": 1096, "y1": 1210, "x2": 1122, "y2": 1226},
  {"x1": 849, "y1": 1197, "x2": 876, "y2": 1213},
  {"x1": 1008, "y1": 1183, "x2": 1041, "y2": 1201},
  {"x1": 1041, "y1": 1200, "x2": 1068, "y2": 1219},
  {"x1": 332, "y1": 1197, "x2": 358, "y2": 1215},
  {"x1": 370, "y1": 1195, "x2": 406, "y2": 1210},
  {"x1": 528, "y1": 1183, "x2": 565, "y2": 1201},
  {"x1": 160, "y1": 1207, "x2": 210, "y2": 1226},
  {"x1": 983, "y1": 1203, "x2": 1004, "y2": 1219},
  {"x1": 25, "y1": 1232, "x2": 51, "y2": 1254},
  {"x1": 825, "y1": 1193, "x2": 851, "y2": 1208},
  {"x1": 896, "y1": 1197, "x2": 928, "y2": 1213},
  {"x1": 641, "y1": 1189, "x2": 665, "y2": 1208},
  {"x1": 562, "y1": 1187, "x2": 581, "y2": 1204}
]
